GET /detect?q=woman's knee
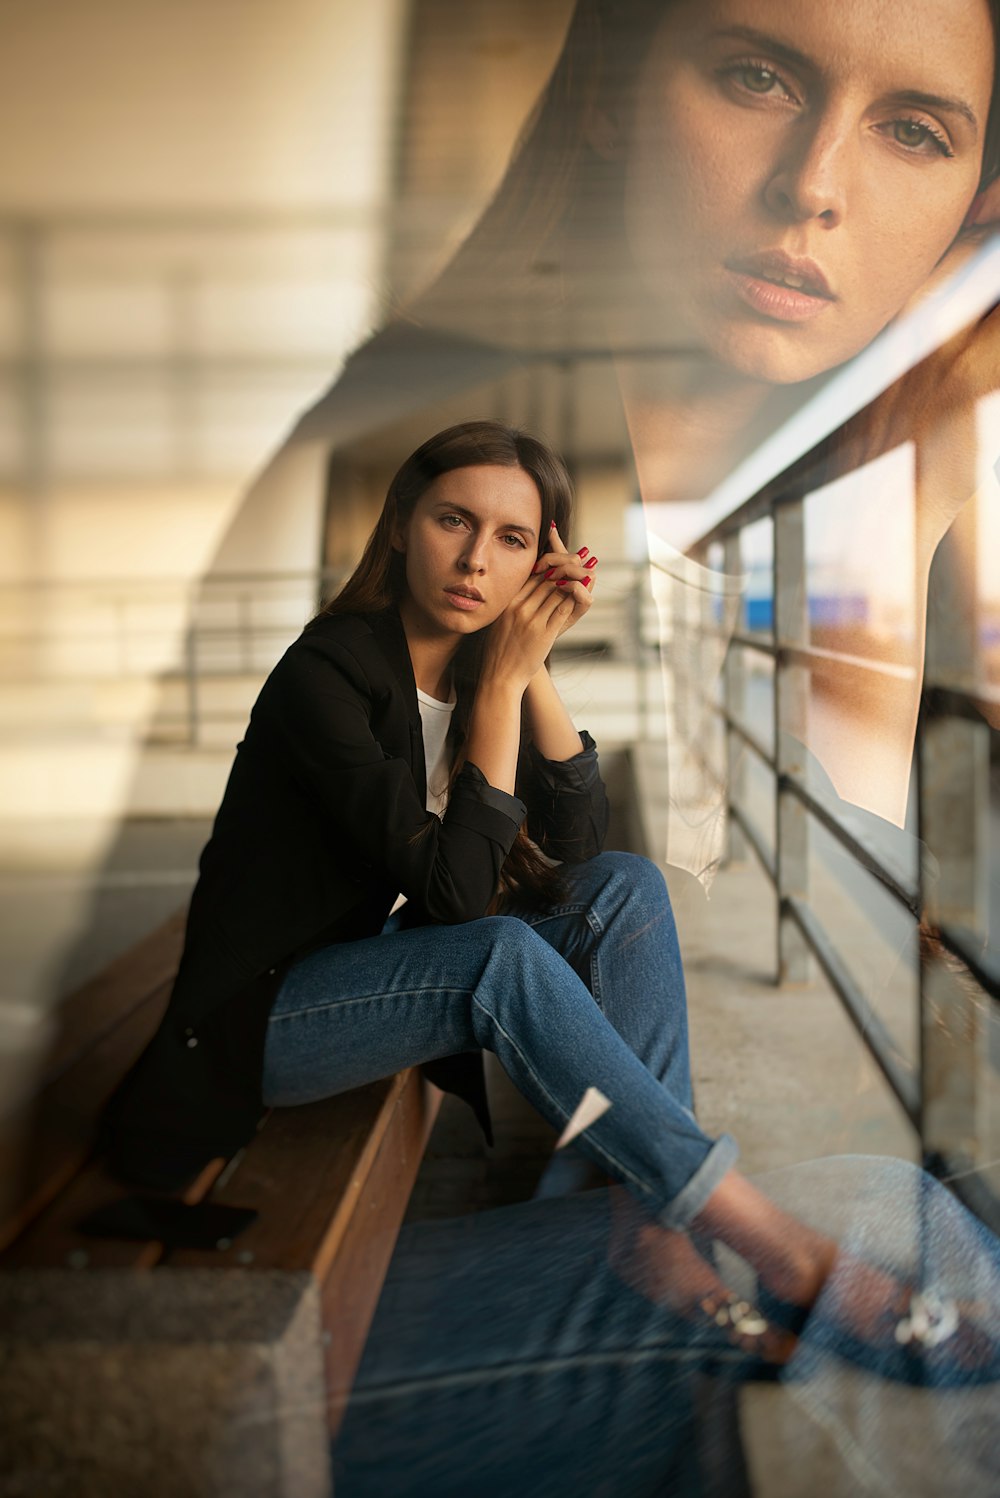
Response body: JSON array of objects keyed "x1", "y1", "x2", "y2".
[
  {"x1": 587, "y1": 850, "x2": 670, "y2": 907},
  {"x1": 477, "y1": 914, "x2": 550, "y2": 966}
]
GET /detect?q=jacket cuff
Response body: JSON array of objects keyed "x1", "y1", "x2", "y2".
[
  {"x1": 526, "y1": 730, "x2": 601, "y2": 791},
  {"x1": 446, "y1": 761, "x2": 527, "y2": 849}
]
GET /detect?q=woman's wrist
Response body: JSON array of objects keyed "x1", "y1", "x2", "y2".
[
  {"x1": 465, "y1": 676, "x2": 526, "y2": 795},
  {"x1": 477, "y1": 663, "x2": 530, "y2": 700},
  {"x1": 523, "y1": 666, "x2": 583, "y2": 761}
]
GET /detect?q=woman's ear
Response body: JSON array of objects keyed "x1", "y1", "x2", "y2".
[{"x1": 962, "y1": 178, "x2": 1000, "y2": 231}]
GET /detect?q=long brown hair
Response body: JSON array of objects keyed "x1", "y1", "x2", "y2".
[{"x1": 315, "y1": 419, "x2": 576, "y2": 910}]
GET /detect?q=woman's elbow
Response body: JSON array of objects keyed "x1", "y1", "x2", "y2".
[{"x1": 421, "y1": 876, "x2": 495, "y2": 926}]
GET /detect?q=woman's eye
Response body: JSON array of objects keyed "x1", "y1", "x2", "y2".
[
  {"x1": 885, "y1": 117, "x2": 953, "y2": 158},
  {"x1": 440, "y1": 513, "x2": 467, "y2": 529},
  {"x1": 501, "y1": 533, "x2": 526, "y2": 549},
  {"x1": 725, "y1": 60, "x2": 796, "y2": 103}
]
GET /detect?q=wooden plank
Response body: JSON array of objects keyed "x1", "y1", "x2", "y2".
[
  {"x1": 1, "y1": 1147, "x2": 228, "y2": 1269},
  {"x1": 33, "y1": 909, "x2": 187, "y2": 1090},
  {"x1": 0, "y1": 977, "x2": 174, "y2": 1253},
  {"x1": 0, "y1": 908, "x2": 187, "y2": 1248},
  {"x1": 166, "y1": 1075, "x2": 409, "y2": 1272},
  {"x1": 321, "y1": 1071, "x2": 440, "y2": 1437}
]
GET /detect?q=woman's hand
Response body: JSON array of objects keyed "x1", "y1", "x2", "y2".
[
  {"x1": 481, "y1": 525, "x2": 598, "y2": 690},
  {"x1": 468, "y1": 525, "x2": 597, "y2": 791},
  {"x1": 529, "y1": 522, "x2": 597, "y2": 641},
  {"x1": 480, "y1": 567, "x2": 576, "y2": 692}
]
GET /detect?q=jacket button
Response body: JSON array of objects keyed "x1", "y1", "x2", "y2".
[
  {"x1": 268, "y1": 968, "x2": 276, "y2": 976},
  {"x1": 184, "y1": 1027, "x2": 194, "y2": 1037},
  {"x1": 186, "y1": 1037, "x2": 199, "y2": 1048}
]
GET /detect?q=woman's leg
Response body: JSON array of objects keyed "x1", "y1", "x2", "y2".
[
  {"x1": 505, "y1": 851, "x2": 694, "y2": 1108},
  {"x1": 505, "y1": 853, "x2": 838, "y2": 1316},
  {"x1": 261, "y1": 913, "x2": 736, "y2": 1232}
]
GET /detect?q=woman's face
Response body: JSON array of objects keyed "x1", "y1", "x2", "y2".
[
  {"x1": 395, "y1": 465, "x2": 542, "y2": 641},
  {"x1": 620, "y1": 0, "x2": 995, "y2": 382}
]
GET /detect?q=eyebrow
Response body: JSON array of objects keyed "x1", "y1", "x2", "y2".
[
  {"x1": 713, "y1": 25, "x2": 817, "y2": 76},
  {"x1": 885, "y1": 90, "x2": 979, "y2": 134},
  {"x1": 713, "y1": 26, "x2": 980, "y2": 133},
  {"x1": 435, "y1": 503, "x2": 537, "y2": 540}
]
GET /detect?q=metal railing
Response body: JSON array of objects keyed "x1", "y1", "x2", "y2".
[
  {"x1": 669, "y1": 469, "x2": 1000, "y2": 1233},
  {"x1": 0, "y1": 561, "x2": 665, "y2": 747}
]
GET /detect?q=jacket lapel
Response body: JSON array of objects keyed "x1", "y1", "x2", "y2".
[{"x1": 367, "y1": 606, "x2": 426, "y2": 804}]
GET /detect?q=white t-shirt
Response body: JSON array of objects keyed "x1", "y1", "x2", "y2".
[
  {"x1": 416, "y1": 685, "x2": 457, "y2": 818},
  {"x1": 388, "y1": 684, "x2": 457, "y2": 916}
]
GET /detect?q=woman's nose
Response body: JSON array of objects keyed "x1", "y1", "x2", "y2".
[
  {"x1": 458, "y1": 537, "x2": 487, "y2": 572},
  {"x1": 762, "y1": 112, "x2": 851, "y2": 227}
]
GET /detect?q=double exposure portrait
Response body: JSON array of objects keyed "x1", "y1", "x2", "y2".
[{"x1": 1, "y1": 3, "x2": 999, "y2": 1495}]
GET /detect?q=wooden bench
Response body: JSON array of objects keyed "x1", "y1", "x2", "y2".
[{"x1": 0, "y1": 910, "x2": 441, "y2": 1497}]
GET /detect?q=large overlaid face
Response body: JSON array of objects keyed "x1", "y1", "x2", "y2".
[
  {"x1": 621, "y1": 0, "x2": 995, "y2": 382},
  {"x1": 396, "y1": 465, "x2": 543, "y2": 638}
]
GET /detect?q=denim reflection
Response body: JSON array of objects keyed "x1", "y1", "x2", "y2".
[
  {"x1": 334, "y1": 1189, "x2": 752, "y2": 1498},
  {"x1": 261, "y1": 851, "x2": 737, "y2": 1229}
]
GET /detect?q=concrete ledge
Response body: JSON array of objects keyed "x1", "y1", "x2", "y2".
[{"x1": 0, "y1": 1268, "x2": 331, "y2": 1498}]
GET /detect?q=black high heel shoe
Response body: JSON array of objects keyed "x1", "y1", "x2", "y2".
[{"x1": 758, "y1": 1283, "x2": 1000, "y2": 1389}]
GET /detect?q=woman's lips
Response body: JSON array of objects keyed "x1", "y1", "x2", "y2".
[
  {"x1": 726, "y1": 252, "x2": 836, "y2": 324},
  {"x1": 444, "y1": 588, "x2": 484, "y2": 612}
]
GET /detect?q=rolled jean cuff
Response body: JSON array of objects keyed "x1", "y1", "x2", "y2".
[{"x1": 655, "y1": 1132, "x2": 740, "y2": 1232}]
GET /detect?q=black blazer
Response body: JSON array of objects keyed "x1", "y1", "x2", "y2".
[{"x1": 99, "y1": 605, "x2": 609, "y2": 1190}]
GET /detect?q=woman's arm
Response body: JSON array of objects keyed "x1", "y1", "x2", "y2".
[
  {"x1": 260, "y1": 630, "x2": 528, "y2": 924},
  {"x1": 519, "y1": 731, "x2": 609, "y2": 862},
  {"x1": 505, "y1": 526, "x2": 609, "y2": 859},
  {"x1": 462, "y1": 566, "x2": 579, "y2": 793},
  {"x1": 480, "y1": 519, "x2": 592, "y2": 771},
  {"x1": 522, "y1": 665, "x2": 583, "y2": 762}
]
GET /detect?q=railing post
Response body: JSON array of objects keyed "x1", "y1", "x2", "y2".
[
  {"x1": 185, "y1": 622, "x2": 200, "y2": 748},
  {"x1": 688, "y1": 542, "x2": 718, "y2": 797},
  {"x1": 631, "y1": 565, "x2": 649, "y2": 741},
  {"x1": 670, "y1": 557, "x2": 690, "y2": 749},
  {"x1": 918, "y1": 517, "x2": 988, "y2": 1172},
  {"x1": 773, "y1": 498, "x2": 810, "y2": 983},
  {"x1": 239, "y1": 591, "x2": 252, "y2": 673},
  {"x1": 722, "y1": 532, "x2": 746, "y2": 864}
]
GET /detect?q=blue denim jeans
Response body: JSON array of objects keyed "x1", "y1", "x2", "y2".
[
  {"x1": 261, "y1": 852, "x2": 737, "y2": 1229},
  {"x1": 333, "y1": 1190, "x2": 753, "y2": 1498}
]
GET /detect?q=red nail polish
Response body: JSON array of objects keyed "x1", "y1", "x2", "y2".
[
  {"x1": 557, "y1": 578, "x2": 570, "y2": 586},
  {"x1": 550, "y1": 520, "x2": 557, "y2": 529},
  {"x1": 543, "y1": 567, "x2": 554, "y2": 579},
  {"x1": 577, "y1": 547, "x2": 589, "y2": 558},
  {"x1": 584, "y1": 556, "x2": 598, "y2": 569},
  {"x1": 584, "y1": 576, "x2": 593, "y2": 589}
]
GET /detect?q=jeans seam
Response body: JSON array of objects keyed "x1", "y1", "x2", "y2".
[
  {"x1": 268, "y1": 986, "x2": 470, "y2": 1022},
  {"x1": 469, "y1": 992, "x2": 658, "y2": 1203},
  {"x1": 515, "y1": 903, "x2": 607, "y2": 1007},
  {"x1": 517, "y1": 901, "x2": 590, "y2": 923}
]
